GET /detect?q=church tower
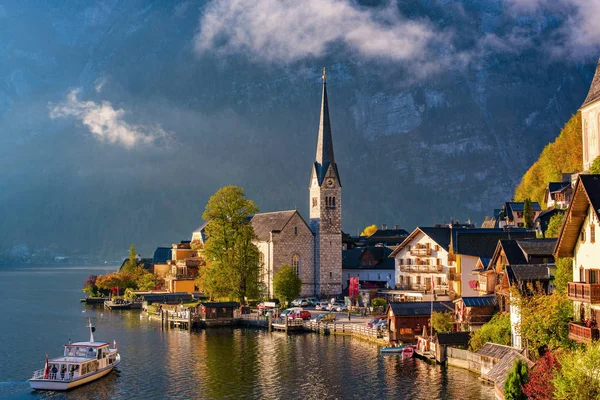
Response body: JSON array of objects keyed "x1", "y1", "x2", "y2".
[
  {"x1": 309, "y1": 68, "x2": 342, "y2": 296},
  {"x1": 581, "y1": 58, "x2": 600, "y2": 172}
]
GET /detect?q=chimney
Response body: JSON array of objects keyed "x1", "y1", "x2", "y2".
[
  {"x1": 394, "y1": 224, "x2": 399, "y2": 229},
  {"x1": 382, "y1": 224, "x2": 387, "y2": 230}
]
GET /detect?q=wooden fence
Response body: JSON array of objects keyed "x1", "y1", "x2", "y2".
[{"x1": 446, "y1": 347, "x2": 481, "y2": 373}]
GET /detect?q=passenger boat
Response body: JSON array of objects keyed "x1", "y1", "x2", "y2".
[
  {"x1": 29, "y1": 319, "x2": 120, "y2": 391},
  {"x1": 402, "y1": 346, "x2": 415, "y2": 358},
  {"x1": 380, "y1": 345, "x2": 406, "y2": 354}
]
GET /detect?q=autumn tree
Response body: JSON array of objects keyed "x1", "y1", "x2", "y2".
[
  {"x1": 545, "y1": 212, "x2": 566, "y2": 238},
  {"x1": 589, "y1": 156, "x2": 600, "y2": 174},
  {"x1": 523, "y1": 198, "x2": 534, "y2": 229},
  {"x1": 201, "y1": 186, "x2": 260, "y2": 305},
  {"x1": 504, "y1": 359, "x2": 529, "y2": 400},
  {"x1": 522, "y1": 350, "x2": 560, "y2": 400},
  {"x1": 360, "y1": 224, "x2": 378, "y2": 237},
  {"x1": 469, "y1": 312, "x2": 511, "y2": 351},
  {"x1": 273, "y1": 264, "x2": 302, "y2": 307},
  {"x1": 431, "y1": 311, "x2": 454, "y2": 333},
  {"x1": 122, "y1": 244, "x2": 139, "y2": 273},
  {"x1": 553, "y1": 343, "x2": 600, "y2": 400}
]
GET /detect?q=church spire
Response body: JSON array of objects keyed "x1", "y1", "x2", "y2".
[{"x1": 314, "y1": 67, "x2": 338, "y2": 185}]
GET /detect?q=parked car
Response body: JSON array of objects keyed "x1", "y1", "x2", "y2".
[
  {"x1": 305, "y1": 297, "x2": 319, "y2": 306},
  {"x1": 366, "y1": 316, "x2": 386, "y2": 328},
  {"x1": 289, "y1": 310, "x2": 312, "y2": 320},
  {"x1": 280, "y1": 307, "x2": 303, "y2": 319},
  {"x1": 375, "y1": 320, "x2": 388, "y2": 331},
  {"x1": 315, "y1": 301, "x2": 329, "y2": 310},
  {"x1": 291, "y1": 298, "x2": 308, "y2": 307},
  {"x1": 335, "y1": 304, "x2": 348, "y2": 312},
  {"x1": 327, "y1": 302, "x2": 343, "y2": 311},
  {"x1": 316, "y1": 313, "x2": 336, "y2": 323}
]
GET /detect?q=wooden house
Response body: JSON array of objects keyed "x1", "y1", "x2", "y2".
[
  {"x1": 386, "y1": 301, "x2": 454, "y2": 344},
  {"x1": 454, "y1": 296, "x2": 496, "y2": 331},
  {"x1": 476, "y1": 343, "x2": 521, "y2": 381},
  {"x1": 196, "y1": 302, "x2": 240, "y2": 320},
  {"x1": 433, "y1": 332, "x2": 471, "y2": 363}
]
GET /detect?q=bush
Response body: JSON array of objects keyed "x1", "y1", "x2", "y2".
[
  {"x1": 469, "y1": 312, "x2": 511, "y2": 351},
  {"x1": 371, "y1": 298, "x2": 386, "y2": 307},
  {"x1": 504, "y1": 359, "x2": 529, "y2": 400}
]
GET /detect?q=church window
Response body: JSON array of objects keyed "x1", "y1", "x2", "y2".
[
  {"x1": 295, "y1": 226, "x2": 298, "y2": 235},
  {"x1": 292, "y1": 254, "x2": 300, "y2": 276},
  {"x1": 332, "y1": 197, "x2": 336, "y2": 208},
  {"x1": 329, "y1": 272, "x2": 332, "y2": 279},
  {"x1": 312, "y1": 197, "x2": 317, "y2": 207}
]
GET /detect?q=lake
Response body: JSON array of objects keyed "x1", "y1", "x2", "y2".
[{"x1": 0, "y1": 265, "x2": 494, "y2": 399}]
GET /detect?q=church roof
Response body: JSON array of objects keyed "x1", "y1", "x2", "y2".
[
  {"x1": 582, "y1": 59, "x2": 600, "y2": 108},
  {"x1": 313, "y1": 73, "x2": 340, "y2": 186},
  {"x1": 251, "y1": 210, "x2": 310, "y2": 241}
]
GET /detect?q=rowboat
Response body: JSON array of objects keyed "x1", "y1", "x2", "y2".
[{"x1": 29, "y1": 319, "x2": 120, "y2": 391}]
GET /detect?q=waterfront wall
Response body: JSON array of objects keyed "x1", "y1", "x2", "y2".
[{"x1": 446, "y1": 347, "x2": 482, "y2": 374}]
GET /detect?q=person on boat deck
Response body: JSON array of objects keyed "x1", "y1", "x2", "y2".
[{"x1": 51, "y1": 365, "x2": 58, "y2": 375}]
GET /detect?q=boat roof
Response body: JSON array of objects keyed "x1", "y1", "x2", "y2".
[
  {"x1": 49, "y1": 356, "x2": 93, "y2": 364},
  {"x1": 66, "y1": 341, "x2": 109, "y2": 347}
]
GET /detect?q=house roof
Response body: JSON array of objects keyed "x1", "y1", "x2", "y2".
[
  {"x1": 535, "y1": 208, "x2": 564, "y2": 223},
  {"x1": 250, "y1": 210, "x2": 311, "y2": 241},
  {"x1": 548, "y1": 181, "x2": 571, "y2": 194},
  {"x1": 389, "y1": 227, "x2": 450, "y2": 257},
  {"x1": 153, "y1": 247, "x2": 172, "y2": 264},
  {"x1": 387, "y1": 301, "x2": 454, "y2": 316},
  {"x1": 517, "y1": 238, "x2": 557, "y2": 257},
  {"x1": 487, "y1": 351, "x2": 533, "y2": 390},
  {"x1": 436, "y1": 332, "x2": 471, "y2": 346},
  {"x1": 456, "y1": 296, "x2": 496, "y2": 307},
  {"x1": 556, "y1": 175, "x2": 600, "y2": 257},
  {"x1": 368, "y1": 228, "x2": 409, "y2": 238},
  {"x1": 498, "y1": 240, "x2": 528, "y2": 265},
  {"x1": 481, "y1": 219, "x2": 498, "y2": 228},
  {"x1": 582, "y1": 58, "x2": 600, "y2": 108},
  {"x1": 506, "y1": 264, "x2": 551, "y2": 284},
  {"x1": 451, "y1": 229, "x2": 535, "y2": 258},
  {"x1": 477, "y1": 343, "x2": 517, "y2": 360},
  {"x1": 343, "y1": 246, "x2": 395, "y2": 270}
]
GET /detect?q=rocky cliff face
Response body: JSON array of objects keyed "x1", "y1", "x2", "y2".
[{"x1": 0, "y1": 1, "x2": 596, "y2": 261}]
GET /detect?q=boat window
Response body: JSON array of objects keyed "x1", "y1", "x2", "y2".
[{"x1": 81, "y1": 364, "x2": 88, "y2": 375}]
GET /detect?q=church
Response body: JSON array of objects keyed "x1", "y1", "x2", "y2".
[
  {"x1": 251, "y1": 70, "x2": 343, "y2": 298},
  {"x1": 581, "y1": 59, "x2": 600, "y2": 172}
]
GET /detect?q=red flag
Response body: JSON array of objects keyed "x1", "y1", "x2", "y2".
[
  {"x1": 44, "y1": 354, "x2": 50, "y2": 378},
  {"x1": 431, "y1": 275, "x2": 435, "y2": 291}
]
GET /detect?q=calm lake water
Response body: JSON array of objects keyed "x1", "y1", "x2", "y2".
[{"x1": 0, "y1": 265, "x2": 494, "y2": 400}]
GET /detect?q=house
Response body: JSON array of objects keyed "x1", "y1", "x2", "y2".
[
  {"x1": 342, "y1": 245, "x2": 395, "y2": 291},
  {"x1": 391, "y1": 227, "x2": 451, "y2": 298},
  {"x1": 544, "y1": 180, "x2": 573, "y2": 210},
  {"x1": 454, "y1": 296, "x2": 496, "y2": 331},
  {"x1": 363, "y1": 225, "x2": 409, "y2": 247},
  {"x1": 152, "y1": 247, "x2": 172, "y2": 279},
  {"x1": 195, "y1": 302, "x2": 240, "y2": 322},
  {"x1": 164, "y1": 241, "x2": 198, "y2": 293},
  {"x1": 433, "y1": 332, "x2": 471, "y2": 363},
  {"x1": 555, "y1": 174, "x2": 600, "y2": 344},
  {"x1": 581, "y1": 59, "x2": 600, "y2": 172},
  {"x1": 534, "y1": 208, "x2": 565, "y2": 238},
  {"x1": 386, "y1": 301, "x2": 454, "y2": 344},
  {"x1": 498, "y1": 202, "x2": 542, "y2": 228},
  {"x1": 487, "y1": 350, "x2": 534, "y2": 400},
  {"x1": 191, "y1": 221, "x2": 208, "y2": 244},
  {"x1": 447, "y1": 228, "x2": 536, "y2": 298}
]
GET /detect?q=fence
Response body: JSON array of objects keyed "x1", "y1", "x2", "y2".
[{"x1": 446, "y1": 347, "x2": 481, "y2": 373}]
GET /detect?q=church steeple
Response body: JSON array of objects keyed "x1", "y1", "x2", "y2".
[{"x1": 313, "y1": 67, "x2": 340, "y2": 187}]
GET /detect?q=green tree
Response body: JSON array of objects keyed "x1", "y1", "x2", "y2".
[
  {"x1": 469, "y1": 312, "x2": 511, "y2": 351},
  {"x1": 504, "y1": 359, "x2": 529, "y2": 400},
  {"x1": 590, "y1": 156, "x2": 600, "y2": 174},
  {"x1": 360, "y1": 224, "x2": 378, "y2": 237},
  {"x1": 431, "y1": 311, "x2": 454, "y2": 333},
  {"x1": 554, "y1": 257, "x2": 573, "y2": 294},
  {"x1": 136, "y1": 272, "x2": 157, "y2": 291},
  {"x1": 122, "y1": 244, "x2": 138, "y2": 273},
  {"x1": 273, "y1": 264, "x2": 302, "y2": 307},
  {"x1": 545, "y1": 212, "x2": 566, "y2": 238},
  {"x1": 513, "y1": 289, "x2": 573, "y2": 358},
  {"x1": 553, "y1": 343, "x2": 600, "y2": 400},
  {"x1": 523, "y1": 198, "x2": 534, "y2": 229},
  {"x1": 201, "y1": 186, "x2": 260, "y2": 305}
]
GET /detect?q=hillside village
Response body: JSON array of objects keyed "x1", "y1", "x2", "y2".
[{"x1": 92, "y1": 61, "x2": 600, "y2": 399}]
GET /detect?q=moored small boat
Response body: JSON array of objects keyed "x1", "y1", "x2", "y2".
[
  {"x1": 380, "y1": 345, "x2": 406, "y2": 354},
  {"x1": 402, "y1": 346, "x2": 415, "y2": 358},
  {"x1": 29, "y1": 319, "x2": 120, "y2": 391}
]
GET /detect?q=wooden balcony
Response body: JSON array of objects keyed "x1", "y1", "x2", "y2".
[
  {"x1": 410, "y1": 248, "x2": 432, "y2": 256},
  {"x1": 568, "y1": 322, "x2": 599, "y2": 344},
  {"x1": 567, "y1": 282, "x2": 600, "y2": 304},
  {"x1": 447, "y1": 272, "x2": 461, "y2": 281}
]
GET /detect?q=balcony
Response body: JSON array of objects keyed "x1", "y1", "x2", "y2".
[
  {"x1": 447, "y1": 272, "x2": 461, "y2": 281},
  {"x1": 567, "y1": 282, "x2": 600, "y2": 304},
  {"x1": 410, "y1": 248, "x2": 432, "y2": 256},
  {"x1": 568, "y1": 322, "x2": 599, "y2": 344},
  {"x1": 400, "y1": 265, "x2": 443, "y2": 273}
]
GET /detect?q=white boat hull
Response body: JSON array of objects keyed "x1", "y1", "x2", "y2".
[{"x1": 29, "y1": 355, "x2": 120, "y2": 391}]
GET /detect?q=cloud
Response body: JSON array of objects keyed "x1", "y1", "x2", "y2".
[
  {"x1": 49, "y1": 89, "x2": 168, "y2": 148},
  {"x1": 94, "y1": 77, "x2": 107, "y2": 93},
  {"x1": 194, "y1": 0, "x2": 452, "y2": 69}
]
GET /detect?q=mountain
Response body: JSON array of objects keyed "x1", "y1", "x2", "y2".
[{"x1": 0, "y1": 1, "x2": 597, "y2": 262}]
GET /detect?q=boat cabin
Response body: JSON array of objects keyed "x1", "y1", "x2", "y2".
[{"x1": 42, "y1": 341, "x2": 117, "y2": 381}]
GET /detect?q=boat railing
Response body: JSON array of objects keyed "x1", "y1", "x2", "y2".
[{"x1": 32, "y1": 369, "x2": 75, "y2": 381}]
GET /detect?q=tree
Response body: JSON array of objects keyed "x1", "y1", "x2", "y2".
[
  {"x1": 504, "y1": 359, "x2": 529, "y2": 400},
  {"x1": 431, "y1": 311, "x2": 454, "y2": 333},
  {"x1": 554, "y1": 257, "x2": 573, "y2": 294},
  {"x1": 122, "y1": 244, "x2": 138, "y2": 273},
  {"x1": 201, "y1": 186, "x2": 260, "y2": 305},
  {"x1": 360, "y1": 224, "x2": 378, "y2": 237},
  {"x1": 523, "y1": 350, "x2": 560, "y2": 400},
  {"x1": 590, "y1": 156, "x2": 600, "y2": 174},
  {"x1": 273, "y1": 264, "x2": 302, "y2": 307},
  {"x1": 545, "y1": 213, "x2": 566, "y2": 238},
  {"x1": 513, "y1": 289, "x2": 573, "y2": 358},
  {"x1": 553, "y1": 343, "x2": 600, "y2": 400},
  {"x1": 136, "y1": 272, "x2": 157, "y2": 291},
  {"x1": 469, "y1": 312, "x2": 511, "y2": 351},
  {"x1": 524, "y1": 198, "x2": 534, "y2": 229},
  {"x1": 95, "y1": 271, "x2": 137, "y2": 295},
  {"x1": 82, "y1": 274, "x2": 98, "y2": 297}
]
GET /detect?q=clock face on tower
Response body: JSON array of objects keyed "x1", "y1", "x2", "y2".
[{"x1": 326, "y1": 178, "x2": 335, "y2": 188}]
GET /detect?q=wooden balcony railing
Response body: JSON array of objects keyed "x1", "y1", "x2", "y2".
[
  {"x1": 567, "y1": 282, "x2": 600, "y2": 304},
  {"x1": 410, "y1": 248, "x2": 432, "y2": 256},
  {"x1": 568, "y1": 322, "x2": 599, "y2": 344},
  {"x1": 400, "y1": 265, "x2": 443, "y2": 273}
]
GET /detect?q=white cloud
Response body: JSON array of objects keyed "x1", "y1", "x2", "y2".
[
  {"x1": 49, "y1": 89, "x2": 168, "y2": 148},
  {"x1": 94, "y1": 77, "x2": 107, "y2": 93},
  {"x1": 194, "y1": 0, "x2": 450, "y2": 68}
]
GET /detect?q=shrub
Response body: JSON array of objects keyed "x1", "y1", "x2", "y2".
[
  {"x1": 371, "y1": 298, "x2": 386, "y2": 308},
  {"x1": 469, "y1": 312, "x2": 511, "y2": 351}
]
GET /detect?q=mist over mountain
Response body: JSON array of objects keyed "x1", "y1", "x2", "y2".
[{"x1": 0, "y1": 0, "x2": 598, "y2": 262}]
